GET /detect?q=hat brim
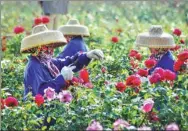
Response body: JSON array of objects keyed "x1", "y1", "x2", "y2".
[
  {"x1": 58, "y1": 25, "x2": 90, "y2": 37},
  {"x1": 21, "y1": 41, "x2": 66, "y2": 53},
  {"x1": 135, "y1": 32, "x2": 175, "y2": 48},
  {"x1": 20, "y1": 30, "x2": 67, "y2": 53}
]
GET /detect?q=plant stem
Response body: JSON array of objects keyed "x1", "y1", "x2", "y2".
[{"x1": 139, "y1": 113, "x2": 147, "y2": 127}]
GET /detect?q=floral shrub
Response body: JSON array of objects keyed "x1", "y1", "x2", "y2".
[{"x1": 1, "y1": 1, "x2": 188, "y2": 130}]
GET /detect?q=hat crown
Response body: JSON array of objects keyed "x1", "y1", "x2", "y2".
[
  {"x1": 149, "y1": 25, "x2": 163, "y2": 35},
  {"x1": 32, "y1": 24, "x2": 48, "y2": 34},
  {"x1": 67, "y1": 19, "x2": 80, "y2": 25}
]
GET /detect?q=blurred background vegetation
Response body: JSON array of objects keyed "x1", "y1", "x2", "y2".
[
  {"x1": 1, "y1": 0, "x2": 188, "y2": 59},
  {"x1": 1, "y1": 1, "x2": 188, "y2": 130},
  {"x1": 1, "y1": 0, "x2": 188, "y2": 35}
]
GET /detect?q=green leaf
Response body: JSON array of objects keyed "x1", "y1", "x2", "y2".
[
  {"x1": 47, "y1": 116, "x2": 51, "y2": 123},
  {"x1": 42, "y1": 126, "x2": 47, "y2": 130}
]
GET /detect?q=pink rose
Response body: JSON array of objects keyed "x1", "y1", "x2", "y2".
[
  {"x1": 58, "y1": 91, "x2": 73, "y2": 103},
  {"x1": 149, "y1": 73, "x2": 161, "y2": 84},
  {"x1": 84, "y1": 82, "x2": 94, "y2": 89},
  {"x1": 166, "y1": 123, "x2": 179, "y2": 131},
  {"x1": 101, "y1": 67, "x2": 107, "y2": 73},
  {"x1": 141, "y1": 98, "x2": 154, "y2": 113},
  {"x1": 86, "y1": 120, "x2": 103, "y2": 131},
  {"x1": 113, "y1": 119, "x2": 130, "y2": 131},
  {"x1": 153, "y1": 67, "x2": 165, "y2": 81},
  {"x1": 44, "y1": 87, "x2": 56, "y2": 101}
]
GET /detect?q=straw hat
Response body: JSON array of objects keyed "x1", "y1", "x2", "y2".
[
  {"x1": 136, "y1": 25, "x2": 175, "y2": 48},
  {"x1": 20, "y1": 24, "x2": 67, "y2": 53},
  {"x1": 58, "y1": 19, "x2": 90, "y2": 37}
]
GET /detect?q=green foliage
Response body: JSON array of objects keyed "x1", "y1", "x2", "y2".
[
  {"x1": 5, "y1": 34, "x2": 25, "y2": 57},
  {"x1": 1, "y1": 0, "x2": 188, "y2": 130}
]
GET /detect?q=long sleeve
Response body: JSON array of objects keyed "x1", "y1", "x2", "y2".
[
  {"x1": 53, "y1": 52, "x2": 91, "y2": 72},
  {"x1": 38, "y1": 75, "x2": 67, "y2": 96},
  {"x1": 24, "y1": 54, "x2": 91, "y2": 99},
  {"x1": 149, "y1": 51, "x2": 175, "y2": 74},
  {"x1": 57, "y1": 36, "x2": 88, "y2": 59},
  {"x1": 24, "y1": 65, "x2": 67, "y2": 97}
]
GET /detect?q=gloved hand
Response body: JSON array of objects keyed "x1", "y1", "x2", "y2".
[
  {"x1": 61, "y1": 66, "x2": 76, "y2": 80},
  {"x1": 86, "y1": 49, "x2": 104, "y2": 60}
]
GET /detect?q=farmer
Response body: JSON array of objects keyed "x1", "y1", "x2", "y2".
[
  {"x1": 135, "y1": 25, "x2": 176, "y2": 74},
  {"x1": 57, "y1": 19, "x2": 89, "y2": 58},
  {"x1": 21, "y1": 24, "x2": 104, "y2": 99},
  {"x1": 38, "y1": 0, "x2": 69, "y2": 30}
]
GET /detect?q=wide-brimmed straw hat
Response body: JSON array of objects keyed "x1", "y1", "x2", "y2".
[
  {"x1": 58, "y1": 19, "x2": 90, "y2": 37},
  {"x1": 136, "y1": 25, "x2": 175, "y2": 48},
  {"x1": 20, "y1": 24, "x2": 67, "y2": 53}
]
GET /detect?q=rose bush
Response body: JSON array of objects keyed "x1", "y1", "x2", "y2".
[{"x1": 1, "y1": 1, "x2": 188, "y2": 130}]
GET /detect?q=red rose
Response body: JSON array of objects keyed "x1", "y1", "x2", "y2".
[
  {"x1": 111, "y1": 36, "x2": 119, "y2": 43},
  {"x1": 153, "y1": 67, "x2": 165, "y2": 81},
  {"x1": 42, "y1": 16, "x2": 50, "y2": 24},
  {"x1": 5, "y1": 96, "x2": 18, "y2": 107},
  {"x1": 13, "y1": 26, "x2": 25, "y2": 34},
  {"x1": 126, "y1": 75, "x2": 137, "y2": 86},
  {"x1": 129, "y1": 50, "x2": 138, "y2": 57},
  {"x1": 116, "y1": 82, "x2": 126, "y2": 92},
  {"x1": 35, "y1": 94, "x2": 44, "y2": 107},
  {"x1": 132, "y1": 78, "x2": 141, "y2": 87},
  {"x1": 34, "y1": 17, "x2": 42, "y2": 25},
  {"x1": 149, "y1": 73, "x2": 161, "y2": 84},
  {"x1": 126, "y1": 75, "x2": 141, "y2": 87},
  {"x1": 134, "y1": 87, "x2": 140, "y2": 94},
  {"x1": 174, "y1": 60, "x2": 184, "y2": 71},
  {"x1": 101, "y1": 67, "x2": 107, "y2": 73},
  {"x1": 180, "y1": 39, "x2": 185, "y2": 44},
  {"x1": 137, "y1": 69, "x2": 148, "y2": 77},
  {"x1": 149, "y1": 112, "x2": 159, "y2": 122},
  {"x1": 72, "y1": 77, "x2": 79, "y2": 85},
  {"x1": 164, "y1": 70, "x2": 176, "y2": 81},
  {"x1": 79, "y1": 68, "x2": 89, "y2": 83},
  {"x1": 175, "y1": 95, "x2": 179, "y2": 100},
  {"x1": 144, "y1": 59, "x2": 157, "y2": 69},
  {"x1": 1, "y1": 99, "x2": 5, "y2": 109},
  {"x1": 173, "y1": 28, "x2": 181, "y2": 36},
  {"x1": 177, "y1": 51, "x2": 188, "y2": 61},
  {"x1": 135, "y1": 53, "x2": 142, "y2": 61}
]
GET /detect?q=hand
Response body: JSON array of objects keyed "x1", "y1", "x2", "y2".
[
  {"x1": 86, "y1": 49, "x2": 104, "y2": 60},
  {"x1": 61, "y1": 66, "x2": 76, "y2": 81}
]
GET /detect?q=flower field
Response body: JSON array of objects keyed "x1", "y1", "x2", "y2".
[{"x1": 1, "y1": 1, "x2": 188, "y2": 130}]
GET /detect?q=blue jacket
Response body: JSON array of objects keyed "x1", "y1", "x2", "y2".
[
  {"x1": 24, "y1": 52, "x2": 90, "y2": 98},
  {"x1": 58, "y1": 36, "x2": 88, "y2": 58},
  {"x1": 149, "y1": 51, "x2": 175, "y2": 74}
]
